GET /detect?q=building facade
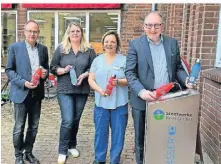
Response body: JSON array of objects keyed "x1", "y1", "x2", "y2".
[{"x1": 1, "y1": 3, "x2": 221, "y2": 164}]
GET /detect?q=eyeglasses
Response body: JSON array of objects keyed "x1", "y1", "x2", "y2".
[
  {"x1": 144, "y1": 23, "x2": 162, "y2": 29},
  {"x1": 25, "y1": 30, "x2": 40, "y2": 35}
]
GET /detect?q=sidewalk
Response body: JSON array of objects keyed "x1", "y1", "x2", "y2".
[{"x1": 1, "y1": 97, "x2": 214, "y2": 164}]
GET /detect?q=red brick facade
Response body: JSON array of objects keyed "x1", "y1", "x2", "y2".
[
  {"x1": 2, "y1": 3, "x2": 221, "y2": 163},
  {"x1": 120, "y1": 4, "x2": 152, "y2": 55},
  {"x1": 121, "y1": 4, "x2": 221, "y2": 163}
]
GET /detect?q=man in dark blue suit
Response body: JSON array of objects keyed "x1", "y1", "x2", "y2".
[
  {"x1": 125, "y1": 12, "x2": 193, "y2": 164},
  {"x1": 6, "y1": 20, "x2": 49, "y2": 164}
]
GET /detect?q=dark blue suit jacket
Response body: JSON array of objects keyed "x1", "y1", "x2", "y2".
[
  {"x1": 5, "y1": 41, "x2": 49, "y2": 103},
  {"x1": 125, "y1": 35, "x2": 188, "y2": 110}
]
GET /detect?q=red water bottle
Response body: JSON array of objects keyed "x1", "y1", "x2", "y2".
[
  {"x1": 104, "y1": 75, "x2": 116, "y2": 96},
  {"x1": 31, "y1": 66, "x2": 42, "y2": 86},
  {"x1": 48, "y1": 74, "x2": 57, "y2": 86},
  {"x1": 154, "y1": 83, "x2": 175, "y2": 99}
]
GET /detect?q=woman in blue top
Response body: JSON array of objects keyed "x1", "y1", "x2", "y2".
[{"x1": 88, "y1": 31, "x2": 128, "y2": 164}]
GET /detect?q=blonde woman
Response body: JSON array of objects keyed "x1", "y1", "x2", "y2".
[{"x1": 50, "y1": 22, "x2": 96, "y2": 164}]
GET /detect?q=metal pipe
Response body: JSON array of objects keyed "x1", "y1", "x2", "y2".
[
  {"x1": 180, "y1": 4, "x2": 186, "y2": 56},
  {"x1": 152, "y1": 3, "x2": 156, "y2": 11}
]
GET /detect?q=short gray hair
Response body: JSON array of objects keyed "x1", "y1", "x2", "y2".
[
  {"x1": 24, "y1": 20, "x2": 39, "y2": 30},
  {"x1": 144, "y1": 11, "x2": 164, "y2": 23}
]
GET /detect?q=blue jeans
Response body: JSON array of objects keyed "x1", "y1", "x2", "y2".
[
  {"x1": 94, "y1": 104, "x2": 128, "y2": 164},
  {"x1": 13, "y1": 91, "x2": 42, "y2": 158},
  {"x1": 57, "y1": 93, "x2": 88, "y2": 155}
]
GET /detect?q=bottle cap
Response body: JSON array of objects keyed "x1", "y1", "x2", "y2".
[{"x1": 196, "y1": 59, "x2": 201, "y2": 63}]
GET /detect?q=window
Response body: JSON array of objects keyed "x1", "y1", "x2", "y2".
[
  {"x1": 215, "y1": 7, "x2": 221, "y2": 68},
  {"x1": 28, "y1": 10, "x2": 120, "y2": 60},
  {"x1": 90, "y1": 12, "x2": 120, "y2": 54},
  {"x1": 29, "y1": 12, "x2": 55, "y2": 61},
  {"x1": 1, "y1": 11, "x2": 17, "y2": 67},
  {"x1": 58, "y1": 12, "x2": 86, "y2": 43}
]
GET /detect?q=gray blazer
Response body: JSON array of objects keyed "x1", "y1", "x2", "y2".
[
  {"x1": 5, "y1": 41, "x2": 49, "y2": 103},
  {"x1": 125, "y1": 35, "x2": 187, "y2": 111}
]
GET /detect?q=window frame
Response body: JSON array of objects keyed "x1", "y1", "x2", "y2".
[
  {"x1": 1, "y1": 10, "x2": 18, "y2": 41},
  {"x1": 1, "y1": 10, "x2": 17, "y2": 70},
  {"x1": 215, "y1": 7, "x2": 221, "y2": 68}
]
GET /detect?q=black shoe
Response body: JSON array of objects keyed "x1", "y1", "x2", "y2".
[
  {"x1": 24, "y1": 153, "x2": 40, "y2": 164},
  {"x1": 93, "y1": 160, "x2": 106, "y2": 164},
  {"x1": 15, "y1": 157, "x2": 25, "y2": 164}
]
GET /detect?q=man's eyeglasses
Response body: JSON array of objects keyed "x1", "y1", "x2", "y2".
[
  {"x1": 25, "y1": 30, "x2": 40, "y2": 35},
  {"x1": 144, "y1": 23, "x2": 162, "y2": 29}
]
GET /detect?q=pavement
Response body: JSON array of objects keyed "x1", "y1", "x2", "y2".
[{"x1": 1, "y1": 96, "x2": 214, "y2": 164}]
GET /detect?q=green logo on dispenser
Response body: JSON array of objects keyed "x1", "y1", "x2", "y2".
[{"x1": 153, "y1": 109, "x2": 165, "y2": 120}]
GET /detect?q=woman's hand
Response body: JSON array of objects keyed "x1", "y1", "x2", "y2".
[
  {"x1": 76, "y1": 72, "x2": 89, "y2": 86},
  {"x1": 56, "y1": 65, "x2": 71, "y2": 75},
  {"x1": 98, "y1": 88, "x2": 106, "y2": 96},
  {"x1": 113, "y1": 78, "x2": 128, "y2": 87}
]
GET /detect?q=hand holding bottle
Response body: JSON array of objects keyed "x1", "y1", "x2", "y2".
[
  {"x1": 41, "y1": 67, "x2": 47, "y2": 79},
  {"x1": 185, "y1": 77, "x2": 199, "y2": 89},
  {"x1": 63, "y1": 65, "x2": 71, "y2": 74},
  {"x1": 139, "y1": 89, "x2": 156, "y2": 101},
  {"x1": 25, "y1": 81, "x2": 37, "y2": 89},
  {"x1": 98, "y1": 88, "x2": 106, "y2": 97},
  {"x1": 187, "y1": 59, "x2": 201, "y2": 86},
  {"x1": 69, "y1": 66, "x2": 78, "y2": 85},
  {"x1": 104, "y1": 75, "x2": 116, "y2": 96},
  {"x1": 31, "y1": 67, "x2": 42, "y2": 86},
  {"x1": 76, "y1": 72, "x2": 89, "y2": 86}
]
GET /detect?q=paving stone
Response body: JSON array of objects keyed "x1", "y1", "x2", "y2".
[{"x1": 1, "y1": 96, "x2": 214, "y2": 164}]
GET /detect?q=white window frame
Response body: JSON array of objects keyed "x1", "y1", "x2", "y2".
[
  {"x1": 215, "y1": 7, "x2": 221, "y2": 68},
  {"x1": 1, "y1": 10, "x2": 18, "y2": 41},
  {"x1": 27, "y1": 10, "x2": 121, "y2": 50}
]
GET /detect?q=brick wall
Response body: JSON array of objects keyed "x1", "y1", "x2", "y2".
[
  {"x1": 17, "y1": 5, "x2": 27, "y2": 41},
  {"x1": 201, "y1": 69, "x2": 221, "y2": 164},
  {"x1": 120, "y1": 4, "x2": 152, "y2": 55}
]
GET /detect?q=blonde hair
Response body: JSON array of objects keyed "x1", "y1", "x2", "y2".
[{"x1": 61, "y1": 22, "x2": 91, "y2": 54}]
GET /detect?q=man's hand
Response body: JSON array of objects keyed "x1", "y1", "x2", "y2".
[
  {"x1": 41, "y1": 68, "x2": 47, "y2": 79},
  {"x1": 25, "y1": 81, "x2": 37, "y2": 89},
  {"x1": 76, "y1": 72, "x2": 89, "y2": 86},
  {"x1": 185, "y1": 77, "x2": 198, "y2": 89},
  {"x1": 139, "y1": 89, "x2": 157, "y2": 101}
]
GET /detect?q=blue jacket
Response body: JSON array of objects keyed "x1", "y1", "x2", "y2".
[
  {"x1": 5, "y1": 41, "x2": 49, "y2": 103},
  {"x1": 125, "y1": 35, "x2": 188, "y2": 110}
]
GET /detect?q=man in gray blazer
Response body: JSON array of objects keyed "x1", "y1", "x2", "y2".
[
  {"x1": 5, "y1": 20, "x2": 49, "y2": 164},
  {"x1": 125, "y1": 12, "x2": 193, "y2": 164}
]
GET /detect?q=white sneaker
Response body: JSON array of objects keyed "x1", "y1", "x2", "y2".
[
  {"x1": 57, "y1": 154, "x2": 66, "y2": 164},
  {"x1": 68, "y1": 148, "x2": 80, "y2": 158}
]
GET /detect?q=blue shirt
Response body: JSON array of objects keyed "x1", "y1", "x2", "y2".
[
  {"x1": 147, "y1": 36, "x2": 169, "y2": 89},
  {"x1": 90, "y1": 53, "x2": 128, "y2": 109}
]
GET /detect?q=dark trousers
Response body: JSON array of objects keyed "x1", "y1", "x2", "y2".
[
  {"x1": 13, "y1": 92, "x2": 42, "y2": 158},
  {"x1": 132, "y1": 107, "x2": 146, "y2": 164},
  {"x1": 57, "y1": 93, "x2": 88, "y2": 155}
]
